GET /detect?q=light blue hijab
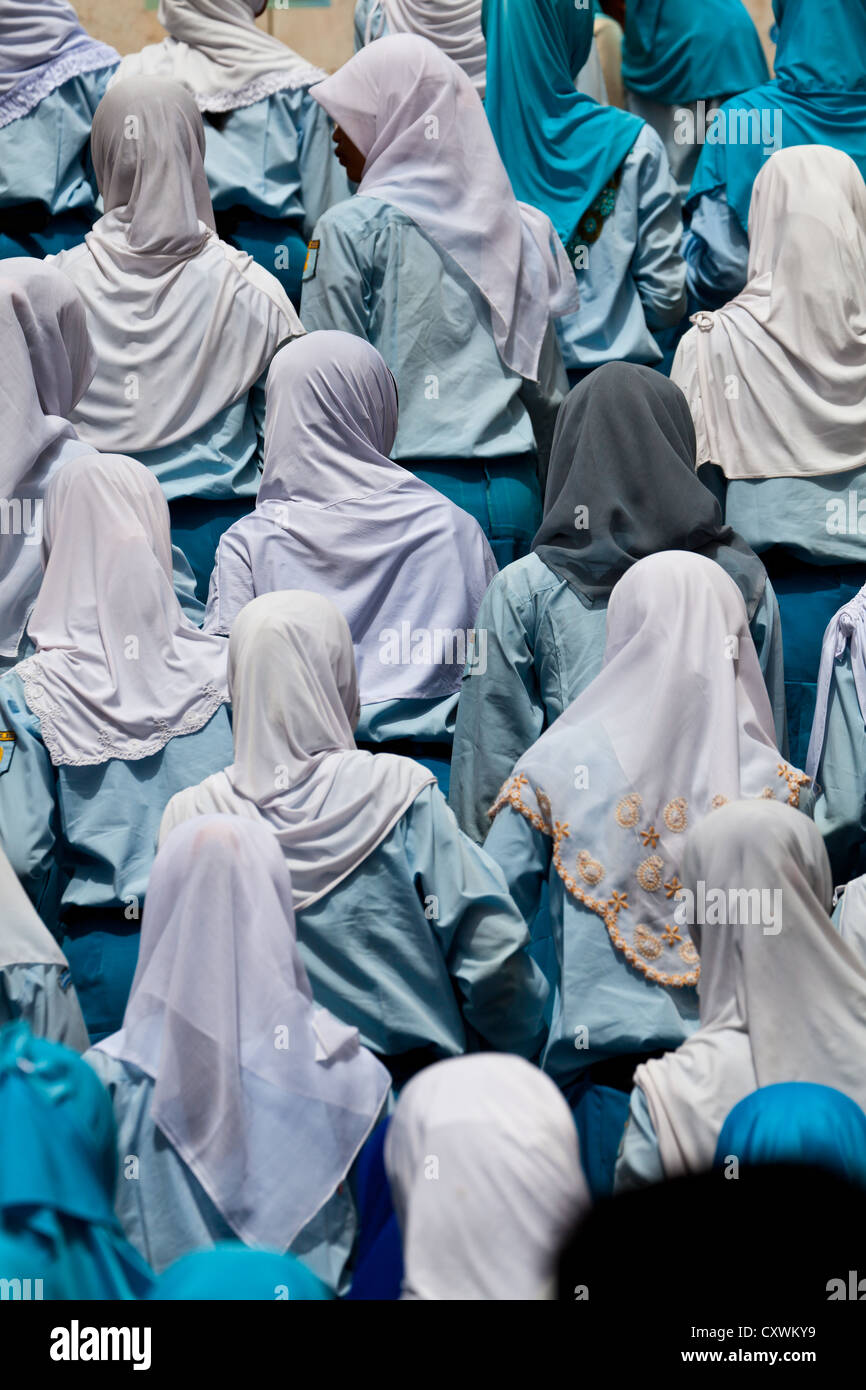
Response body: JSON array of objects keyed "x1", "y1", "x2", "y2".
[
  {"x1": 689, "y1": 0, "x2": 866, "y2": 230},
  {"x1": 715, "y1": 1083, "x2": 866, "y2": 1188},
  {"x1": 623, "y1": 0, "x2": 768, "y2": 106},
  {"x1": 0, "y1": 1021, "x2": 153, "y2": 1299},
  {"x1": 150, "y1": 1244, "x2": 333, "y2": 1300},
  {"x1": 482, "y1": 0, "x2": 643, "y2": 257}
]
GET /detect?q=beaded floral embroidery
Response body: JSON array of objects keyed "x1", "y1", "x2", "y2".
[{"x1": 569, "y1": 167, "x2": 624, "y2": 256}]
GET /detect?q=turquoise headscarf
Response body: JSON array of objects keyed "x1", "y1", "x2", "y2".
[
  {"x1": 689, "y1": 0, "x2": 866, "y2": 231},
  {"x1": 0, "y1": 1021, "x2": 153, "y2": 1299},
  {"x1": 715, "y1": 1083, "x2": 866, "y2": 1188},
  {"x1": 623, "y1": 0, "x2": 769, "y2": 106},
  {"x1": 150, "y1": 1244, "x2": 333, "y2": 1300},
  {"x1": 482, "y1": 0, "x2": 643, "y2": 257}
]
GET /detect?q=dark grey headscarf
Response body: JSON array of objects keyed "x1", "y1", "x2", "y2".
[{"x1": 532, "y1": 362, "x2": 766, "y2": 617}]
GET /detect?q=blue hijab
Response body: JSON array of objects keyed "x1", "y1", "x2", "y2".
[
  {"x1": 150, "y1": 1245, "x2": 332, "y2": 1300},
  {"x1": 623, "y1": 0, "x2": 769, "y2": 106},
  {"x1": 0, "y1": 1021, "x2": 153, "y2": 1299},
  {"x1": 482, "y1": 0, "x2": 643, "y2": 256},
  {"x1": 715, "y1": 1083, "x2": 866, "y2": 1188},
  {"x1": 689, "y1": 0, "x2": 866, "y2": 231}
]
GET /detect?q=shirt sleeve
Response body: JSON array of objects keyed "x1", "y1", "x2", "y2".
[
  {"x1": 613, "y1": 1085, "x2": 665, "y2": 1192},
  {"x1": 683, "y1": 191, "x2": 750, "y2": 307},
  {"x1": 749, "y1": 579, "x2": 788, "y2": 757},
  {"x1": 0, "y1": 963, "x2": 90, "y2": 1053},
  {"x1": 814, "y1": 650, "x2": 866, "y2": 883},
  {"x1": 482, "y1": 803, "x2": 553, "y2": 931},
  {"x1": 670, "y1": 327, "x2": 713, "y2": 466},
  {"x1": 299, "y1": 208, "x2": 373, "y2": 339},
  {"x1": 629, "y1": 128, "x2": 688, "y2": 331},
  {"x1": 406, "y1": 787, "x2": 549, "y2": 1059},
  {"x1": 517, "y1": 319, "x2": 569, "y2": 490},
  {"x1": 449, "y1": 574, "x2": 546, "y2": 844},
  {"x1": 0, "y1": 680, "x2": 62, "y2": 929},
  {"x1": 204, "y1": 527, "x2": 255, "y2": 637}
]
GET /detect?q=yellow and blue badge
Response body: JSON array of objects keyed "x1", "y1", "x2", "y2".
[
  {"x1": 0, "y1": 731, "x2": 15, "y2": 776},
  {"x1": 302, "y1": 238, "x2": 320, "y2": 283}
]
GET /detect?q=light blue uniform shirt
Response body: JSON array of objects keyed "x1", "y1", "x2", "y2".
[
  {"x1": 299, "y1": 195, "x2": 562, "y2": 461},
  {"x1": 483, "y1": 774, "x2": 702, "y2": 1095},
  {"x1": 814, "y1": 650, "x2": 866, "y2": 885},
  {"x1": 683, "y1": 191, "x2": 750, "y2": 306},
  {"x1": 355, "y1": 695, "x2": 457, "y2": 746},
  {"x1": 449, "y1": 551, "x2": 787, "y2": 844},
  {"x1": 614, "y1": 1085, "x2": 665, "y2": 1191},
  {"x1": 0, "y1": 67, "x2": 116, "y2": 216},
  {"x1": 90, "y1": 374, "x2": 268, "y2": 505},
  {"x1": 85, "y1": 1050, "x2": 359, "y2": 1290},
  {"x1": 0, "y1": 962, "x2": 89, "y2": 1052},
  {"x1": 0, "y1": 672, "x2": 234, "y2": 933},
  {"x1": 718, "y1": 467, "x2": 866, "y2": 567},
  {"x1": 354, "y1": 0, "x2": 387, "y2": 48},
  {"x1": 294, "y1": 784, "x2": 548, "y2": 1061},
  {"x1": 202, "y1": 85, "x2": 349, "y2": 239},
  {"x1": 554, "y1": 124, "x2": 687, "y2": 371}
]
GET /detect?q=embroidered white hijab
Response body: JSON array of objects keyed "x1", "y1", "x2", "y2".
[
  {"x1": 634, "y1": 800, "x2": 866, "y2": 1179},
  {"x1": 310, "y1": 34, "x2": 577, "y2": 383},
  {"x1": 0, "y1": 259, "x2": 95, "y2": 660},
  {"x1": 0, "y1": 0, "x2": 117, "y2": 128},
  {"x1": 51, "y1": 77, "x2": 301, "y2": 454},
  {"x1": 381, "y1": 0, "x2": 486, "y2": 95},
  {"x1": 385, "y1": 1054, "x2": 590, "y2": 1300},
  {"x1": 680, "y1": 146, "x2": 866, "y2": 481},
  {"x1": 489, "y1": 552, "x2": 809, "y2": 991},
  {"x1": 111, "y1": 0, "x2": 323, "y2": 112},
  {"x1": 98, "y1": 815, "x2": 390, "y2": 1252},
  {"x1": 206, "y1": 330, "x2": 498, "y2": 700},
  {"x1": 15, "y1": 454, "x2": 229, "y2": 768},
  {"x1": 160, "y1": 592, "x2": 436, "y2": 910}
]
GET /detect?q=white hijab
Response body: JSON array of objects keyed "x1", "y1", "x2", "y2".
[
  {"x1": 0, "y1": 258, "x2": 95, "y2": 660},
  {"x1": 111, "y1": 0, "x2": 323, "y2": 112},
  {"x1": 98, "y1": 815, "x2": 390, "y2": 1252},
  {"x1": 160, "y1": 591, "x2": 436, "y2": 910},
  {"x1": 806, "y1": 581, "x2": 866, "y2": 783},
  {"x1": 489, "y1": 551, "x2": 808, "y2": 992},
  {"x1": 310, "y1": 34, "x2": 578, "y2": 383},
  {"x1": 381, "y1": 0, "x2": 486, "y2": 96},
  {"x1": 15, "y1": 454, "x2": 229, "y2": 768},
  {"x1": 385, "y1": 1054, "x2": 590, "y2": 1300},
  {"x1": 681, "y1": 146, "x2": 866, "y2": 481},
  {"x1": 51, "y1": 76, "x2": 301, "y2": 455},
  {"x1": 0, "y1": 0, "x2": 117, "y2": 127},
  {"x1": 206, "y1": 330, "x2": 498, "y2": 700},
  {"x1": 635, "y1": 800, "x2": 866, "y2": 1179}
]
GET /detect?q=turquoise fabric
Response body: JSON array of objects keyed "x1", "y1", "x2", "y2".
[
  {"x1": 482, "y1": 0, "x2": 643, "y2": 256},
  {"x1": 408, "y1": 456, "x2": 542, "y2": 568},
  {"x1": 688, "y1": 0, "x2": 866, "y2": 232},
  {"x1": 217, "y1": 216, "x2": 307, "y2": 307},
  {"x1": 168, "y1": 495, "x2": 255, "y2": 604},
  {"x1": 568, "y1": 1079, "x2": 631, "y2": 1200},
  {"x1": 150, "y1": 1244, "x2": 332, "y2": 1300},
  {"x1": 715, "y1": 1083, "x2": 866, "y2": 1187},
  {"x1": 0, "y1": 963, "x2": 89, "y2": 1053},
  {"x1": 0, "y1": 1021, "x2": 153, "y2": 1299},
  {"x1": 623, "y1": 0, "x2": 768, "y2": 106}
]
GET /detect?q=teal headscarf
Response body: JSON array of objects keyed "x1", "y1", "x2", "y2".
[
  {"x1": 0, "y1": 1021, "x2": 153, "y2": 1299},
  {"x1": 482, "y1": 0, "x2": 643, "y2": 257},
  {"x1": 150, "y1": 1245, "x2": 333, "y2": 1300},
  {"x1": 715, "y1": 1083, "x2": 866, "y2": 1188},
  {"x1": 689, "y1": 0, "x2": 866, "y2": 231},
  {"x1": 623, "y1": 0, "x2": 769, "y2": 106}
]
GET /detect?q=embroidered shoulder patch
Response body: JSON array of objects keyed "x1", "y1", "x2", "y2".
[
  {"x1": 302, "y1": 239, "x2": 320, "y2": 282},
  {"x1": 0, "y1": 731, "x2": 16, "y2": 775}
]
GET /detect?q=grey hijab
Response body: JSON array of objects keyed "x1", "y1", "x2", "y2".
[{"x1": 532, "y1": 362, "x2": 766, "y2": 617}]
